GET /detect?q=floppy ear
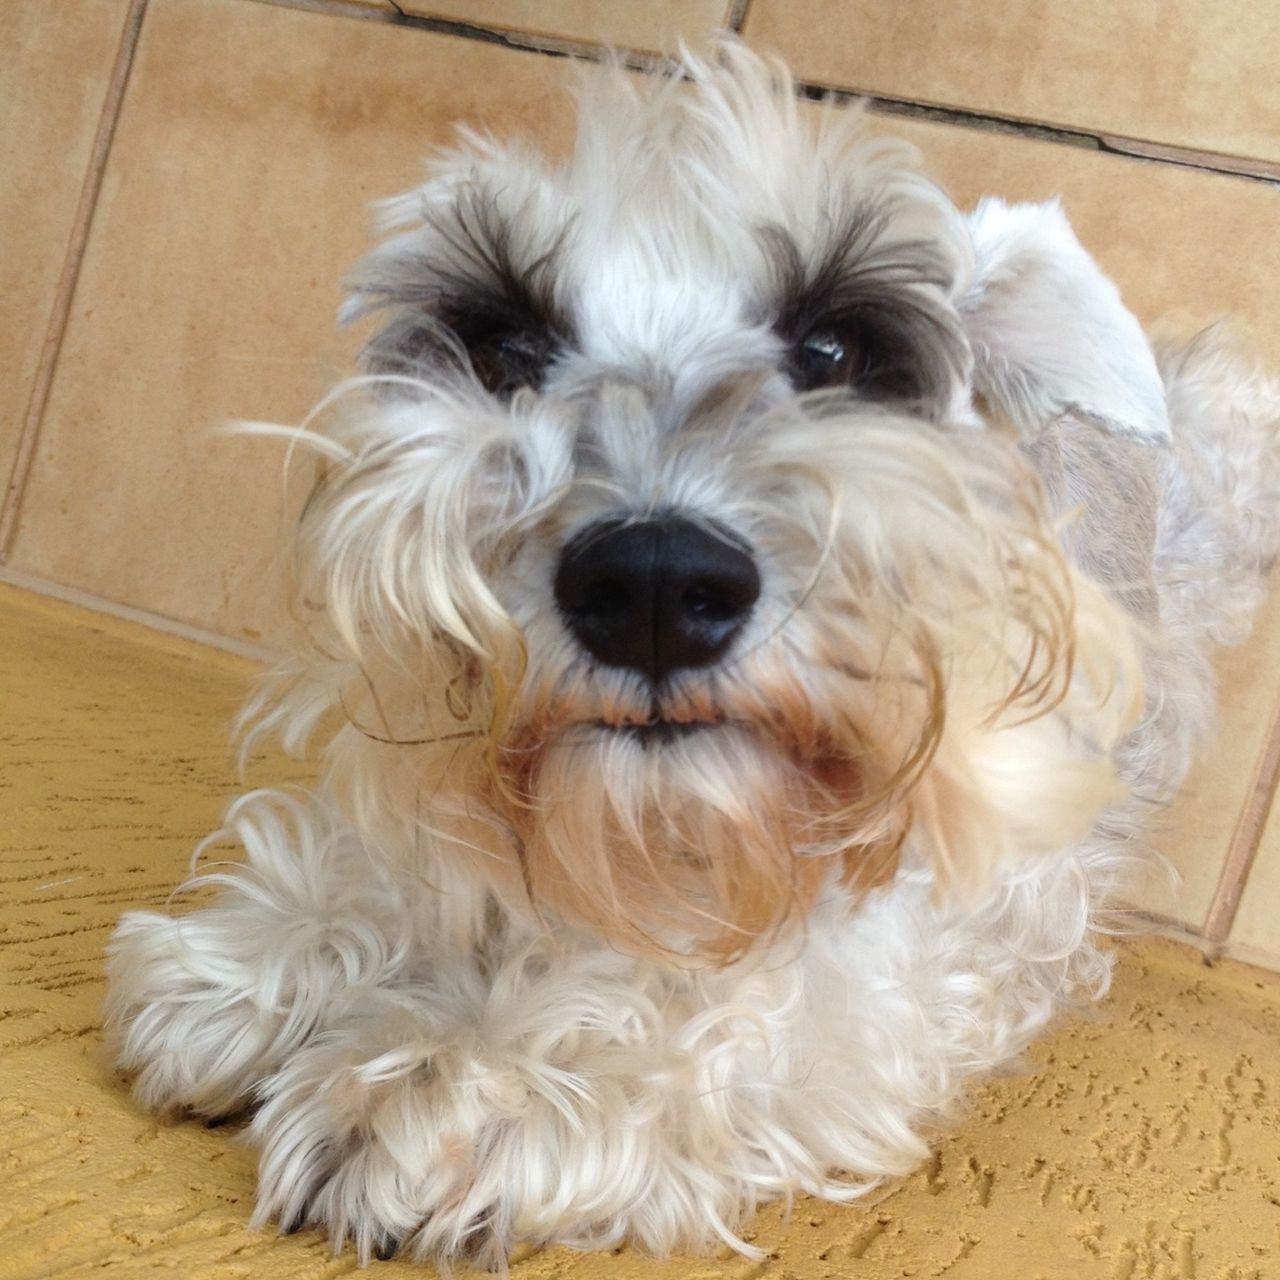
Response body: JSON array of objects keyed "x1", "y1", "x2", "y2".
[{"x1": 962, "y1": 198, "x2": 1169, "y2": 442}]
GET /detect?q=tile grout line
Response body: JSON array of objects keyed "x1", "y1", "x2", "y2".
[
  {"x1": 249, "y1": 0, "x2": 663, "y2": 69},
  {"x1": 1218, "y1": 935, "x2": 1280, "y2": 973},
  {"x1": 248, "y1": 0, "x2": 1280, "y2": 186},
  {"x1": 1202, "y1": 690, "x2": 1280, "y2": 954},
  {"x1": 798, "y1": 81, "x2": 1111, "y2": 149},
  {"x1": 797, "y1": 82, "x2": 1280, "y2": 186},
  {"x1": 0, "y1": 565, "x2": 278, "y2": 666},
  {"x1": 0, "y1": 0, "x2": 149, "y2": 564},
  {"x1": 1096, "y1": 133, "x2": 1279, "y2": 184}
]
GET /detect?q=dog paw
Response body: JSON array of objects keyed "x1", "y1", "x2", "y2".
[
  {"x1": 246, "y1": 976, "x2": 760, "y2": 1264},
  {"x1": 105, "y1": 793, "x2": 411, "y2": 1119},
  {"x1": 279, "y1": 1197, "x2": 412, "y2": 1265},
  {"x1": 250, "y1": 1005, "x2": 519, "y2": 1267},
  {"x1": 104, "y1": 910, "x2": 297, "y2": 1117}
]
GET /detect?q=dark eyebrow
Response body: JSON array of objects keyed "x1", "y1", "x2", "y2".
[
  {"x1": 346, "y1": 189, "x2": 572, "y2": 379},
  {"x1": 761, "y1": 207, "x2": 970, "y2": 415},
  {"x1": 429, "y1": 191, "x2": 567, "y2": 336},
  {"x1": 765, "y1": 207, "x2": 957, "y2": 343}
]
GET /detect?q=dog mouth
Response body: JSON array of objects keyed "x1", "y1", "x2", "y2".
[
  {"x1": 573, "y1": 689, "x2": 731, "y2": 745},
  {"x1": 594, "y1": 719, "x2": 721, "y2": 746}
]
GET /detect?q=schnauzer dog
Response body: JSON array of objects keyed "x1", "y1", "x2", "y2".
[{"x1": 105, "y1": 45, "x2": 1280, "y2": 1268}]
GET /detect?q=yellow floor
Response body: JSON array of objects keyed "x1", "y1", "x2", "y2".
[{"x1": 2, "y1": 582, "x2": 1279, "y2": 1280}]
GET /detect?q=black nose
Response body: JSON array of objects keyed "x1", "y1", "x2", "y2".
[{"x1": 554, "y1": 517, "x2": 761, "y2": 682}]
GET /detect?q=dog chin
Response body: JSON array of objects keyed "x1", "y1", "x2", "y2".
[{"x1": 489, "y1": 710, "x2": 879, "y2": 960}]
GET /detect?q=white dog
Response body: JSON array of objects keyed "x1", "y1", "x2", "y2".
[{"x1": 105, "y1": 45, "x2": 1280, "y2": 1268}]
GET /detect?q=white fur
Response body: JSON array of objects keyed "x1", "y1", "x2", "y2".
[{"x1": 104, "y1": 44, "x2": 1280, "y2": 1269}]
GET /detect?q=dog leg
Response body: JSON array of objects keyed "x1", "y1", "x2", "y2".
[
  {"x1": 246, "y1": 872, "x2": 1107, "y2": 1267},
  {"x1": 104, "y1": 789, "x2": 411, "y2": 1118},
  {"x1": 247, "y1": 935, "x2": 872, "y2": 1266}
]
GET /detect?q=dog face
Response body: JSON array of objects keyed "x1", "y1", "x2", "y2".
[{"x1": 269, "y1": 48, "x2": 1140, "y2": 962}]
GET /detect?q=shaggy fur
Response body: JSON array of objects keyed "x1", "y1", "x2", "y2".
[{"x1": 105, "y1": 45, "x2": 1280, "y2": 1269}]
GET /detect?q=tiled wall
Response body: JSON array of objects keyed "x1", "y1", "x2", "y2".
[{"x1": 3, "y1": 0, "x2": 1278, "y2": 968}]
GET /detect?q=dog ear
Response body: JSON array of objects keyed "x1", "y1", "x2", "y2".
[{"x1": 962, "y1": 198, "x2": 1169, "y2": 442}]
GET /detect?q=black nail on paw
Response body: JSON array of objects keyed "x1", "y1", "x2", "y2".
[{"x1": 281, "y1": 1209, "x2": 310, "y2": 1237}]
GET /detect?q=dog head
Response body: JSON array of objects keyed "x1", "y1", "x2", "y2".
[{"x1": 258, "y1": 46, "x2": 1146, "y2": 962}]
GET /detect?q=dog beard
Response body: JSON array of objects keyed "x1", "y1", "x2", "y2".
[{"x1": 493, "y1": 715, "x2": 895, "y2": 963}]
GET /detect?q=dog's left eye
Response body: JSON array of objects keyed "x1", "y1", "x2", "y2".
[
  {"x1": 792, "y1": 326, "x2": 869, "y2": 392},
  {"x1": 468, "y1": 328, "x2": 553, "y2": 396}
]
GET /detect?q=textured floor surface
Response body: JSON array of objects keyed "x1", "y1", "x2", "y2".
[{"x1": 2, "y1": 581, "x2": 1279, "y2": 1280}]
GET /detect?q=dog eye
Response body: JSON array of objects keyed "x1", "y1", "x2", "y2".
[
  {"x1": 792, "y1": 326, "x2": 868, "y2": 392},
  {"x1": 468, "y1": 329, "x2": 553, "y2": 396}
]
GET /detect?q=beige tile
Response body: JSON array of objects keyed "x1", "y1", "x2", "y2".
[
  {"x1": 878, "y1": 114, "x2": 1280, "y2": 929},
  {"x1": 11, "y1": 0, "x2": 575, "y2": 648},
  {"x1": 0, "y1": 0, "x2": 130, "y2": 509},
  {"x1": 1160, "y1": 599, "x2": 1280, "y2": 934},
  {"x1": 1230, "y1": 786, "x2": 1280, "y2": 970},
  {"x1": 746, "y1": 0, "x2": 1280, "y2": 172},
  {"x1": 394, "y1": 0, "x2": 733, "y2": 53}
]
